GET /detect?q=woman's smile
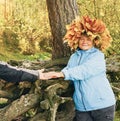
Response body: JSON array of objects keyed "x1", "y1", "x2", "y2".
[{"x1": 79, "y1": 35, "x2": 93, "y2": 50}]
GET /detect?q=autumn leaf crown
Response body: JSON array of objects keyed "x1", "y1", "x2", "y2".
[{"x1": 63, "y1": 16, "x2": 112, "y2": 51}]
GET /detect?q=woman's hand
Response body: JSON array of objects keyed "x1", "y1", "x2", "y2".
[{"x1": 38, "y1": 70, "x2": 64, "y2": 80}]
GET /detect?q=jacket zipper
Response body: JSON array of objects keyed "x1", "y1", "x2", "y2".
[
  {"x1": 79, "y1": 83, "x2": 87, "y2": 110},
  {"x1": 78, "y1": 53, "x2": 87, "y2": 110}
]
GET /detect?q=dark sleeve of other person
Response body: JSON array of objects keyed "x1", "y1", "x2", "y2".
[{"x1": 0, "y1": 63, "x2": 38, "y2": 82}]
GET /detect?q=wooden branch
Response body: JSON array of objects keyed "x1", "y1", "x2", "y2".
[
  {"x1": 29, "y1": 112, "x2": 47, "y2": 121},
  {"x1": 111, "y1": 86, "x2": 120, "y2": 92},
  {"x1": 0, "y1": 93, "x2": 40, "y2": 121},
  {"x1": 0, "y1": 90, "x2": 13, "y2": 98},
  {"x1": 40, "y1": 82, "x2": 72, "y2": 121}
]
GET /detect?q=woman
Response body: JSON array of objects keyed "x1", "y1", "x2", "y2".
[{"x1": 40, "y1": 16, "x2": 116, "y2": 121}]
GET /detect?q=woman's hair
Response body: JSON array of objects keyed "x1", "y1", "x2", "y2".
[{"x1": 63, "y1": 16, "x2": 112, "y2": 51}]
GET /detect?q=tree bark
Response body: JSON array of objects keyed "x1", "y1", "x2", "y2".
[
  {"x1": 0, "y1": 94, "x2": 40, "y2": 121},
  {"x1": 46, "y1": 0, "x2": 79, "y2": 59}
]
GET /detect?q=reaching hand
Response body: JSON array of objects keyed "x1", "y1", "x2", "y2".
[
  {"x1": 38, "y1": 69, "x2": 64, "y2": 80},
  {"x1": 38, "y1": 69, "x2": 46, "y2": 80}
]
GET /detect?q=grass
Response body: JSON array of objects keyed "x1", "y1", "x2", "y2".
[
  {"x1": 0, "y1": 45, "x2": 51, "y2": 62},
  {"x1": 115, "y1": 119, "x2": 120, "y2": 121},
  {"x1": 11, "y1": 52, "x2": 51, "y2": 61},
  {"x1": 115, "y1": 111, "x2": 120, "y2": 121}
]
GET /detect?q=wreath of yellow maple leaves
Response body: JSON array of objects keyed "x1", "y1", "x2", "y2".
[{"x1": 63, "y1": 16, "x2": 112, "y2": 51}]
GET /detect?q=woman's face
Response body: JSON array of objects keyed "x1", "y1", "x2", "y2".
[{"x1": 78, "y1": 35, "x2": 93, "y2": 50}]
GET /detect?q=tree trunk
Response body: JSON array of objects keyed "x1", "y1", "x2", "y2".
[{"x1": 46, "y1": 0, "x2": 79, "y2": 59}]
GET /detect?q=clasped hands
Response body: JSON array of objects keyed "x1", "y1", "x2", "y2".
[{"x1": 38, "y1": 69, "x2": 64, "y2": 80}]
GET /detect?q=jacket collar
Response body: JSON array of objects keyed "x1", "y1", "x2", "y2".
[{"x1": 76, "y1": 47, "x2": 97, "y2": 55}]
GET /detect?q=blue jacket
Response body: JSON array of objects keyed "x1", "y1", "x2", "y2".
[{"x1": 62, "y1": 47, "x2": 116, "y2": 111}]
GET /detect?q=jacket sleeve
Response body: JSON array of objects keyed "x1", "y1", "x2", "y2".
[
  {"x1": 62, "y1": 52, "x2": 106, "y2": 81},
  {"x1": 0, "y1": 62, "x2": 38, "y2": 82}
]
